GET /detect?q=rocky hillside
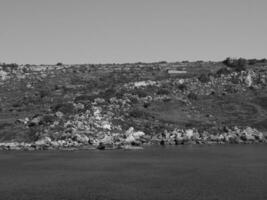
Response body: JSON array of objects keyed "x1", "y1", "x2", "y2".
[{"x1": 0, "y1": 59, "x2": 267, "y2": 150}]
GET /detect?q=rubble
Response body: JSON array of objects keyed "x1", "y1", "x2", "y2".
[{"x1": 0, "y1": 125, "x2": 265, "y2": 151}]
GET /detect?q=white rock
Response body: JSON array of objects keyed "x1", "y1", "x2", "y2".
[
  {"x1": 184, "y1": 129, "x2": 194, "y2": 139},
  {"x1": 125, "y1": 135, "x2": 136, "y2": 143},
  {"x1": 76, "y1": 121, "x2": 85, "y2": 130},
  {"x1": 178, "y1": 79, "x2": 185, "y2": 84},
  {"x1": 26, "y1": 83, "x2": 33, "y2": 89},
  {"x1": 35, "y1": 137, "x2": 51, "y2": 145},
  {"x1": 245, "y1": 73, "x2": 253, "y2": 87},
  {"x1": 133, "y1": 80, "x2": 156, "y2": 88},
  {"x1": 132, "y1": 131, "x2": 145, "y2": 138},
  {"x1": 74, "y1": 103, "x2": 84, "y2": 110},
  {"x1": 100, "y1": 135, "x2": 113, "y2": 144},
  {"x1": 102, "y1": 121, "x2": 111, "y2": 130},
  {"x1": 75, "y1": 134, "x2": 89, "y2": 144},
  {"x1": 125, "y1": 127, "x2": 134, "y2": 137},
  {"x1": 56, "y1": 111, "x2": 64, "y2": 118},
  {"x1": 0, "y1": 70, "x2": 8, "y2": 81},
  {"x1": 50, "y1": 141, "x2": 60, "y2": 147}
]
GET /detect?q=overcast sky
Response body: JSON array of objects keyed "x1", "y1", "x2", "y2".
[{"x1": 0, "y1": 0, "x2": 266, "y2": 64}]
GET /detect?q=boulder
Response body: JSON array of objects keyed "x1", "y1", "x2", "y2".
[
  {"x1": 244, "y1": 72, "x2": 253, "y2": 87},
  {"x1": 125, "y1": 127, "x2": 134, "y2": 137},
  {"x1": 151, "y1": 135, "x2": 161, "y2": 144},
  {"x1": 100, "y1": 135, "x2": 114, "y2": 145},
  {"x1": 223, "y1": 134, "x2": 230, "y2": 142},
  {"x1": 184, "y1": 129, "x2": 194, "y2": 139},
  {"x1": 218, "y1": 134, "x2": 224, "y2": 139},
  {"x1": 74, "y1": 134, "x2": 89, "y2": 144},
  {"x1": 255, "y1": 132, "x2": 264, "y2": 141},
  {"x1": 124, "y1": 127, "x2": 145, "y2": 144},
  {"x1": 191, "y1": 131, "x2": 201, "y2": 141},
  {"x1": 57, "y1": 140, "x2": 66, "y2": 146},
  {"x1": 132, "y1": 131, "x2": 145, "y2": 138},
  {"x1": 139, "y1": 135, "x2": 151, "y2": 143},
  {"x1": 125, "y1": 134, "x2": 136, "y2": 143},
  {"x1": 50, "y1": 141, "x2": 60, "y2": 148},
  {"x1": 229, "y1": 135, "x2": 242, "y2": 144},
  {"x1": 241, "y1": 127, "x2": 256, "y2": 141},
  {"x1": 1, "y1": 142, "x2": 19, "y2": 150},
  {"x1": 102, "y1": 121, "x2": 112, "y2": 130},
  {"x1": 209, "y1": 134, "x2": 220, "y2": 142},
  {"x1": 175, "y1": 136, "x2": 184, "y2": 145},
  {"x1": 74, "y1": 103, "x2": 85, "y2": 110},
  {"x1": 76, "y1": 121, "x2": 85, "y2": 130},
  {"x1": 28, "y1": 116, "x2": 42, "y2": 126},
  {"x1": 55, "y1": 111, "x2": 64, "y2": 118},
  {"x1": 241, "y1": 133, "x2": 255, "y2": 141},
  {"x1": 35, "y1": 137, "x2": 52, "y2": 146}
]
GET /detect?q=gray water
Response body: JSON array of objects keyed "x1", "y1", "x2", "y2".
[{"x1": 0, "y1": 144, "x2": 267, "y2": 200}]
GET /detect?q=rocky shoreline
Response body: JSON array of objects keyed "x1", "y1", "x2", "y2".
[{"x1": 0, "y1": 126, "x2": 266, "y2": 151}]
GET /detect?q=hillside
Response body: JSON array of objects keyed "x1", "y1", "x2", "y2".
[{"x1": 0, "y1": 59, "x2": 267, "y2": 150}]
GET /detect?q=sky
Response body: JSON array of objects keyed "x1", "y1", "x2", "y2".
[{"x1": 0, "y1": 0, "x2": 267, "y2": 64}]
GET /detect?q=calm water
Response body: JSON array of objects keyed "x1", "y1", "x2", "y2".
[{"x1": 0, "y1": 144, "x2": 267, "y2": 200}]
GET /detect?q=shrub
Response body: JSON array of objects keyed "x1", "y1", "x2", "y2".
[
  {"x1": 143, "y1": 102, "x2": 151, "y2": 108},
  {"x1": 224, "y1": 85, "x2": 238, "y2": 93},
  {"x1": 42, "y1": 115, "x2": 56, "y2": 124},
  {"x1": 129, "y1": 109, "x2": 146, "y2": 118},
  {"x1": 187, "y1": 92, "x2": 198, "y2": 100},
  {"x1": 52, "y1": 103, "x2": 75, "y2": 114},
  {"x1": 230, "y1": 76, "x2": 240, "y2": 84},
  {"x1": 115, "y1": 87, "x2": 129, "y2": 99},
  {"x1": 222, "y1": 57, "x2": 247, "y2": 71},
  {"x1": 248, "y1": 59, "x2": 257, "y2": 65},
  {"x1": 198, "y1": 73, "x2": 210, "y2": 83},
  {"x1": 1, "y1": 63, "x2": 19, "y2": 72},
  {"x1": 178, "y1": 84, "x2": 187, "y2": 91},
  {"x1": 74, "y1": 94, "x2": 96, "y2": 103},
  {"x1": 236, "y1": 58, "x2": 247, "y2": 71},
  {"x1": 102, "y1": 88, "x2": 116, "y2": 99},
  {"x1": 182, "y1": 60, "x2": 189, "y2": 63},
  {"x1": 260, "y1": 58, "x2": 267, "y2": 63},
  {"x1": 157, "y1": 88, "x2": 170, "y2": 95},
  {"x1": 248, "y1": 58, "x2": 267, "y2": 65},
  {"x1": 56, "y1": 62, "x2": 63, "y2": 66},
  {"x1": 216, "y1": 67, "x2": 231, "y2": 76},
  {"x1": 128, "y1": 96, "x2": 139, "y2": 104},
  {"x1": 115, "y1": 90, "x2": 125, "y2": 99},
  {"x1": 39, "y1": 89, "x2": 51, "y2": 99},
  {"x1": 132, "y1": 89, "x2": 148, "y2": 98},
  {"x1": 27, "y1": 127, "x2": 41, "y2": 141}
]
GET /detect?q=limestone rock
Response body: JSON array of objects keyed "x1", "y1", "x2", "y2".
[{"x1": 35, "y1": 137, "x2": 52, "y2": 146}]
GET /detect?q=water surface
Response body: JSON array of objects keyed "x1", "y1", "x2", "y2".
[{"x1": 0, "y1": 144, "x2": 267, "y2": 200}]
